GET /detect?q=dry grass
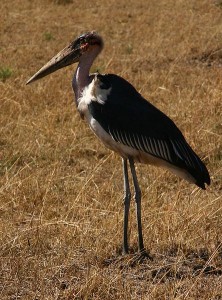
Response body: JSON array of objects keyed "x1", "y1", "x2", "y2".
[{"x1": 1, "y1": 0, "x2": 222, "y2": 299}]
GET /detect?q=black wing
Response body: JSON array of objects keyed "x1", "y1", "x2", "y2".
[{"x1": 88, "y1": 74, "x2": 210, "y2": 189}]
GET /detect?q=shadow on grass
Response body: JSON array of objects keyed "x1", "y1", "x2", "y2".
[{"x1": 102, "y1": 243, "x2": 222, "y2": 283}]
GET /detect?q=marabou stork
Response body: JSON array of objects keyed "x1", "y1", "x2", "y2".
[{"x1": 27, "y1": 31, "x2": 210, "y2": 256}]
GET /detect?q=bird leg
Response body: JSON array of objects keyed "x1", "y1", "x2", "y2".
[
  {"x1": 122, "y1": 158, "x2": 131, "y2": 254},
  {"x1": 129, "y1": 158, "x2": 145, "y2": 254}
]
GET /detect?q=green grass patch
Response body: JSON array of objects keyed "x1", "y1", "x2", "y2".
[
  {"x1": 43, "y1": 32, "x2": 55, "y2": 41},
  {"x1": 54, "y1": 0, "x2": 73, "y2": 4},
  {"x1": 125, "y1": 44, "x2": 133, "y2": 54},
  {"x1": 0, "y1": 67, "x2": 13, "y2": 82}
]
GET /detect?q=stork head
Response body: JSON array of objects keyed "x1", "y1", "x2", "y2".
[{"x1": 26, "y1": 31, "x2": 103, "y2": 84}]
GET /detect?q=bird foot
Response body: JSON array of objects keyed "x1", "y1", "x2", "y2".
[
  {"x1": 124, "y1": 250, "x2": 153, "y2": 267},
  {"x1": 136, "y1": 248, "x2": 153, "y2": 261},
  {"x1": 122, "y1": 246, "x2": 152, "y2": 259},
  {"x1": 121, "y1": 248, "x2": 153, "y2": 266}
]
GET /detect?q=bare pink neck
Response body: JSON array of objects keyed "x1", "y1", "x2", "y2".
[{"x1": 72, "y1": 47, "x2": 101, "y2": 105}]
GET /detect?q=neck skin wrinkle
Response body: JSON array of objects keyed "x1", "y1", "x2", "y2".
[{"x1": 72, "y1": 46, "x2": 102, "y2": 106}]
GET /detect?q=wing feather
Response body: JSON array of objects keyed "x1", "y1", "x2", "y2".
[
  {"x1": 88, "y1": 73, "x2": 210, "y2": 188},
  {"x1": 141, "y1": 136, "x2": 150, "y2": 153}
]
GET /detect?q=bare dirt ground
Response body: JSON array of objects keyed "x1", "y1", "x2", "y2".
[{"x1": 1, "y1": 0, "x2": 222, "y2": 299}]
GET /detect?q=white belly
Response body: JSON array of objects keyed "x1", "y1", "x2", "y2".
[{"x1": 77, "y1": 75, "x2": 134, "y2": 156}]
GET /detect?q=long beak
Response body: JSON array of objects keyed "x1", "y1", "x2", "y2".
[{"x1": 26, "y1": 42, "x2": 81, "y2": 84}]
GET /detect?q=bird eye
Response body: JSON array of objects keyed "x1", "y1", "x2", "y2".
[{"x1": 80, "y1": 43, "x2": 89, "y2": 52}]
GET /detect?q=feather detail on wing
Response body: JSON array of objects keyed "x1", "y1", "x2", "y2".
[{"x1": 88, "y1": 73, "x2": 210, "y2": 189}]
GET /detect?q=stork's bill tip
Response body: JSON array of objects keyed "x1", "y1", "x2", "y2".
[{"x1": 26, "y1": 78, "x2": 32, "y2": 85}]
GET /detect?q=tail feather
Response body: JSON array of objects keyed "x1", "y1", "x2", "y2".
[{"x1": 172, "y1": 139, "x2": 210, "y2": 189}]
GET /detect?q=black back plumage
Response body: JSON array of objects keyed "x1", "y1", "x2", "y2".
[{"x1": 88, "y1": 74, "x2": 210, "y2": 189}]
